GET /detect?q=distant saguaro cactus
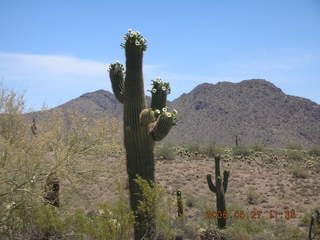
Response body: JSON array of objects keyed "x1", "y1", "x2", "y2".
[
  {"x1": 176, "y1": 190, "x2": 184, "y2": 217},
  {"x1": 31, "y1": 117, "x2": 37, "y2": 136},
  {"x1": 309, "y1": 209, "x2": 320, "y2": 240},
  {"x1": 108, "y1": 29, "x2": 177, "y2": 240},
  {"x1": 207, "y1": 155, "x2": 230, "y2": 229}
]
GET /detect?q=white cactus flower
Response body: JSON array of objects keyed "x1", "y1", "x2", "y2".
[
  {"x1": 110, "y1": 218, "x2": 118, "y2": 225},
  {"x1": 162, "y1": 107, "x2": 168, "y2": 112},
  {"x1": 135, "y1": 40, "x2": 141, "y2": 46},
  {"x1": 166, "y1": 112, "x2": 172, "y2": 117},
  {"x1": 5, "y1": 201, "x2": 16, "y2": 210},
  {"x1": 151, "y1": 88, "x2": 157, "y2": 93},
  {"x1": 156, "y1": 77, "x2": 161, "y2": 82},
  {"x1": 107, "y1": 209, "x2": 113, "y2": 216},
  {"x1": 30, "y1": 175, "x2": 36, "y2": 183},
  {"x1": 161, "y1": 86, "x2": 166, "y2": 91},
  {"x1": 155, "y1": 109, "x2": 161, "y2": 114},
  {"x1": 98, "y1": 209, "x2": 105, "y2": 215}
]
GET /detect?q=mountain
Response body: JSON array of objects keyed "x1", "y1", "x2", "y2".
[
  {"x1": 168, "y1": 79, "x2": 320, "y2": 147},
  {"x1": 30, "y1": 79, "x2": 320, "y2": 148}
]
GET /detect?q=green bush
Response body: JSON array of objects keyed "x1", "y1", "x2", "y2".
[
  {"x1": 290, "y1": 165, "x2": 309, "y2": 179},
  {"x1": 201, "y1": 142, "x2": 222, "y2": 158},
  {"x1": 246, "y1": 187, "x2": 260, "y2": 205},
  {"x1": 155, "y1": 143, "x2": 176, "y2": 160},
  {"x1": 232, "y1": 146, "x2": 250, "y2": 157},
  {"x1": 309, "y1": 145, "x2": 320, "y2": 156},
  {"x1": 287, "y1": 150, "x2": 303, "y2": 161},
  {"x1": 251, "y1": 142, "x2": 265, "y2": 152},
  {"x1": 135, "y1": 176, "x2": 176, "y2": 239},
  {"x1": 185, "y1": 144, "x2": 201, "y2": 153}
]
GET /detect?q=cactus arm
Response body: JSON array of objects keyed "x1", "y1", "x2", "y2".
[
  {"x1": 139, "y1": 108, "x2": 155, "y2": 126},
  {"x1": 149, "y1": 114, "x2": 173, "y2": 141},
  {"x1": 223, "y1": 170, "x2": 230, "y2": 193},
  {"x1": 109, "y1": 62, "x2": 125, "y2": 103},
  {"x1": 151, "y1": 91, "x2": 167, "y2": 110},
  {"x1": 150, "y1": 78, "x2": 170, "y2": 110},
  {"x1": 215, "y1": 155, "x2": 221, "y2": 178},
  {"x1": 206, "y1": 174, "x2": 217, "y2": 193}
]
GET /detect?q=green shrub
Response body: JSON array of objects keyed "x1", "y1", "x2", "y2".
[
  {"x1": 251, "y1": 142, "x2": 265, "y2": 152},
  {"x1": 309, "y1": 145, "x2": 320, "y2": 156},
  {"x1": 246, "y1": 187, "x2": 260, "y2": 205},
  {"x1": 287, "y1": 150, "x2": 303, "y2": 161},
  {"x1": 201, "y1": 142, "x2": 223, "y2": 158},
  {"x1": 232, "y1": 146, "x2": 250, "y2": 157},
  {"x1": 185, "y1": 144, "x2": 201, "y2": 153},
  {"x1": 290, "y1": 165, "x2": 309, "y2": 179},
  {"x1": 135, "y1": 176, "x2": 176, "y2": 239},
  {"x1": 155, "y1": 143, "x2": 176, "y2": 160}
]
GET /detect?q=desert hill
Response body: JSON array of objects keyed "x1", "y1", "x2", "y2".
[{"x1": 29, "y1": 79, "x2": 320, "y2": 148}]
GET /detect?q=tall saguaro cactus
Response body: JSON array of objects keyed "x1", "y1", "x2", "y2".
[
  {"x1": 207, "y1": 155, "x2": 230, "y2": 229},
  {"x1": 108, "y1": 29, "x2": 177, "y2": 240}
]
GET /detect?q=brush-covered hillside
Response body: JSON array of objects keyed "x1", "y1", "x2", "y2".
[{"x1": 31, "y1": 79, "x2": 320, "y2": 148}]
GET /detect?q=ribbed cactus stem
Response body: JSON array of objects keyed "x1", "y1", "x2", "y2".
[
  {"x1": 150, "y1": 114, "x2": 173, "y2": 141},
  {"x1": 176, "y1": 190, "x2": 184, "y2": 217},
  {"x1": 151, "y1": 91, "x2": 167, "y2": 111},
  {"x1": 206, "y1": 155, "x2": 230, "y2": 229},
  {"x1": 109, "y1": 62, "x2": 124, "y2": 103},
  {"x1": 108, "y1": 30, "x2": 177, "y2": 240}
]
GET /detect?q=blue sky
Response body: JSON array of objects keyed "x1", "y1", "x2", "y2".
[{"x1": 0, "y1": 0, "x2": 319, "y2": 111}]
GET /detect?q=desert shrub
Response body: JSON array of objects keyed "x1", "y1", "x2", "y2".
[
  {"x1": 0, "y1": 86, "x2": 126, "y2": 239},
  {"x1": 290, "y1": 164, "x2": 309, "y2": 179},
  {"x1": 185, "y1": 194, "x2": 197, "y2": 208},
  {"x1": 286, "y1": 142, "x2": 303, "y2": 150},
  {"x1": 198, "y1": 199, "x2": 304, "y2": 240},
  {"x1": 286, "y1": 149, "x2": 303, "y2": 161},
  {"x1": 201, "y1": 142, "x2": 223, "y2": 158},
  {"x1": 246, "y1": 187, "x2": 260, "y2": 205},
  {"x1": 67, "y1": 198, "x2": 134, "y2": 239},
  {"x1": 309, "y1": 145, "x2": 320, "y2": 156},
  {"x1": 185, "y1": 144, "x2": 201, "y2": 153},
  {"x1": 251, "y1": 142, "x2": 265, "y2": 152},
  {"x1": 232, "y1": 146, "x2": 250, "y2": 157},
  {"x1": 155, "y1": 143, "x2": 176, "y2": 160},
  {"x1": 135, "y1": 176, "x2": 177, "y2": 239}
]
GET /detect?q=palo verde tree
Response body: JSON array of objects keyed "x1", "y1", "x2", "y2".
[{"x1": 108, "y1": 29, "x2": 177, "y2": 240}]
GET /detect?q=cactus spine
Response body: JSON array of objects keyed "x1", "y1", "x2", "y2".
[
  {"x1": 207, "y1": 155, "x2": 230, "y2": 229},
  {"x1": 108, "y1": 30, "x2": 176, "y2": 240}
]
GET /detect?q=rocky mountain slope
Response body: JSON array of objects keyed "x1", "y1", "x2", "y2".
[{"x1": 30, "y1": 79, "x2": 320, "y2": 148}]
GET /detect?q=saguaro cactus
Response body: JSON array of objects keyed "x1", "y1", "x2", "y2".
[
  {"x1": 206, "y1": 155, "x2": 230, "y2": 229},
  {"x1": 108, "y1": 29, "x2": 177, "y2": 240},
  {"x1": 176, "y1": 190, "x2": 184, "y2": 217}
]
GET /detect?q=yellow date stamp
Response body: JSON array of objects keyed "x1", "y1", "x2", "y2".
[{"x1": 204, "y1": 209, "x2": 297, "y2": 220}]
